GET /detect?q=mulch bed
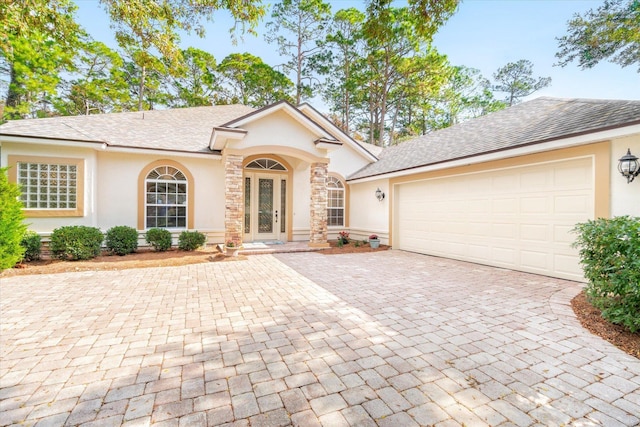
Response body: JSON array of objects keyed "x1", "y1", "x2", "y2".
[
  {"x1": 320, "y1": 240, "x2": 390, "y2": 254},
  {"x1": 571, "y1": 291, "x2": 639, "y2": 359}
]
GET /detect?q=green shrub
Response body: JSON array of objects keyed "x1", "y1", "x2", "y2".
[
  {"x1": 145, "y1": 228, "x2": 172, "y2": 252},
  {"x1": 21, "y1": 231, "x2": 41, "y2": 262},
  {"x1": 50, "y1": 226, "x2": 104, "y2": 260},
  {"x1": 106, "y1": 226, "x2": 139, "y2": 256},
  {"x1": 0, "y1": 167, "x2": 27, "y2": 270},
  {"x1": 572, "y1": 216, "x2": 640, "y2": 332},
  {"x1": 178, "y1": 230, "x2": 206, "y2": 251}
]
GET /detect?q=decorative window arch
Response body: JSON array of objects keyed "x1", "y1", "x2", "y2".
[
  {"x1": 138, "y1": 160, "x2": 194, "y2": 230},
  {"x1": 245, "y1": 158, "x2": 287, "y2": 171},
  {"x1": 327, "y1": 175, "x2": 346, "y2": 227}
]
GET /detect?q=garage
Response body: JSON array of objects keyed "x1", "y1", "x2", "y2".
[{"x1": 394, "y1": 156, "x2": 594, "y2": 281}]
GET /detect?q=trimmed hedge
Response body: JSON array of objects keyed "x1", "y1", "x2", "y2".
[
  {"x1": 21, "y1": 231, "x2": 41, "y2": 262},
  {"x1": 146, "y1": 228, "x2": 172, "y2": 252},
  {"x1": 178, "y1": 230, "x2": 206, "y2": 251},
  {"x1": 50, "y1": 226, "x2": 104, "y2": 260},
  {"x1": 106, "y1": 226, "x2": 139, "y2": 255},
  {"x1": 572, "y1": 216, "x2": 640, "y2": 333}
]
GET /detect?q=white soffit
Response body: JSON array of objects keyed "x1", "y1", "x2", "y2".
[{"x1": 209, "y1": 127, "x2": 248, "y2": 151}]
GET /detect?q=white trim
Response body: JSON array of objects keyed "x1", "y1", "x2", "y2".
[
  {"x1": 298, "y1": 103, "x2": 379, "y2": 162},
  {"x1": 0, "y1": 135, "x2": 223, "y2": 159},
  {"x1": 0, "y1": 135, "x2": 104, "y2": 149},
  {"x1": 348, "y1": 124, "x2": 640, "y2": 184},
  {"x1": 105, "y1": 146, "x2": 222, "y2": 159},
  {"x1": 393, "y1": 154, "x2": 595, "y2": 185},
  {"x1": 227, "y1": 102, "x2": 335, "y2": 140},
  {"x1": 209, "y1": 127, "x2": 247, "y2": 151}
]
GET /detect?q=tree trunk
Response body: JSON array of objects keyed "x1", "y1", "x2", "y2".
[
  {"x1": 138, "y1": 65, "x2": 146, "y2": 111},
  {"x1": 5, "y1": 64, "x2": 23, "y2": 120}
]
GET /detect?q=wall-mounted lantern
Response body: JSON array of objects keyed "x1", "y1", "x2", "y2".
[
  {"x1": 618, "y1": 148, "x2": 640, "y2": 183},
  {"x1": 375, "y1": 188, "x2": 385, "y2": 202}
]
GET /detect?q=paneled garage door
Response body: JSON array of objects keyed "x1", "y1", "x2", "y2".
[{"x1": 394, "y1": 157, "x2": 594, "y2": 281}]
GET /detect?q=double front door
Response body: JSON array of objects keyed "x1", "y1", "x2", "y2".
[{"x1": 244, "y1": 173, "x2": 287, "y2": 242}]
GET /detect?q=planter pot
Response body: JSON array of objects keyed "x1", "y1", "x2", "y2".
[
  {"x1": 369, "y1": 239, "x2": 380, "y2": 249},
  {"x1": 225, "y1": 246, "x2": 242, "y2": 257}
]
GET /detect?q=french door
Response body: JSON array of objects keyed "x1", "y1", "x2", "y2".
[{"x1": 244, "y1": 173, "x2": 287, "y2": 242}]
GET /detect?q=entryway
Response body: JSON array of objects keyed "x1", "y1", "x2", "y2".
[{"x1": 243, "y1": 158, "x2": 290, "y2": 242}]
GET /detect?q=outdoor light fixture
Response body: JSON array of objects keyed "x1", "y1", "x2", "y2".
[
  {"x1": 375, "y1": 188, "x2": 385, "y2": 201},
  {"x1": 618, "y1": 148, "x2": 640, "y2": 183}
]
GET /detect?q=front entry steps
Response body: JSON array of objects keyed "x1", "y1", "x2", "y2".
[{"x1": 215, "y1": 241, "x2": 325, "y2": 255}]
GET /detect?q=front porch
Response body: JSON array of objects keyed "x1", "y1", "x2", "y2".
[{"x1": 223, "y1": 153, "x2": 331, "y2": 249}]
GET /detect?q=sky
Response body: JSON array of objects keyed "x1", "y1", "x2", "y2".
[{"x1": 74, "y1": 0, "x2": 639, "y2": 111}]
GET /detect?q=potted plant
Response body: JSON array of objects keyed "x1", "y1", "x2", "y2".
[
  {"x1": 369, "y1": 234, "x2": 380, "y2": 249},
  {"x1": 338, "y1": 230, "x2": 350, "y2": 244},
  {"x1": 225, "y1": 240, "x2": 241, "y2": 257}
]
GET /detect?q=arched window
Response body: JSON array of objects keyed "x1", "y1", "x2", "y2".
[
  {"x1": 245, "y1": 158, "x2": 287, "y2": 171},
  {"x1": 145, "y1": 166, "x2": 187, "y2": 228},
  {"x1": 327, "y1": 176, "x2": 345, "y2": 227}
]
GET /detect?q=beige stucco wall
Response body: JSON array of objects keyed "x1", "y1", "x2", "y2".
[
  {"x1": 347, "y1": 178, "x2": 390, "y2": 244},
  {"x1": 231, "y1": 110, "x2": 329, "y2": 161},
  {"x1": 611, "y1": 135, "x2": 640, "y2": 217},
  {"x1": 96, "y1": 152, "x2": 226, "y2": 239},
  {"x1": 2, "y1": 141, "x2": 98, "y2": 233}
]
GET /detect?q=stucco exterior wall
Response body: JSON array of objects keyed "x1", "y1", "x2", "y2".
[
  {"x1": 328, "y1": 143, "x2": 372, "y2": 179},
  {"x1": 96, "y1": 152, "x2": 226, "y2": 237},
  {"x1": 234, "y1": 111, "x2": 327, "y2": 160},
  {"x1": 347, "y1": 179, "x2": 390, "y2": 244},
  {"x1": 2, "y1": 141, "x2": 98, "y2": 233},
  {"x1": 611, "y1": 135, "x2": 640, "y2": 217}
]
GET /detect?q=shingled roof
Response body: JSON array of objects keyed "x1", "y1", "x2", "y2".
[
  {"x1": 349, "y1": 97, "x2": 640, "y2": 180},
  {"x1": 0, "y1": 105, "x2": 255, "y2": 154}
]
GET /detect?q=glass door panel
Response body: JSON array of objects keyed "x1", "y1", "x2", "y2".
[
  {"x1": 244, "y1": 172, "x2": 286, "y2": 242},
  {"x1": 258, "y1": 178, "x2": 274, "y2": 233}
]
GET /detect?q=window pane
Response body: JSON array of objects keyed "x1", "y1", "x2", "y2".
[
  {"x1": 281, "y1": 179, "x2": 286, "y2": 233},
  {"x1": 244, "y1": 177, "x2": 251, "y2": 234},
  {"x1": 17, "y1": 161, "x2": 79, "y2": 210},
  {"x1": 326, "y1": 178, "x2": 345, "y2": 227},
  {"x1": 145, "y1": 165, "x2": 188, "y2": 229}
]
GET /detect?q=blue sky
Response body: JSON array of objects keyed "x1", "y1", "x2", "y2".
[{"x1": 75, "y1": 0, "x2": 639, "y2": 109}]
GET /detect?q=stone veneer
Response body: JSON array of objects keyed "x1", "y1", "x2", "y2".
[
  {"x1": 224, "y1": 154, "x2": 244, "y2": 246},
  {"x1": 309, "y1": 162, "x2": 329, "y2": 247}
]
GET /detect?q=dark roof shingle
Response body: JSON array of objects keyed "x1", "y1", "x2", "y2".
[{"x1": 348, "y1": 97, "x2": 640, "y2": 180}]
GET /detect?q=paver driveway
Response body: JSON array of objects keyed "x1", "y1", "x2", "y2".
[{"x1": 1, "y1": 251, "x2": 639, "y2": 427}]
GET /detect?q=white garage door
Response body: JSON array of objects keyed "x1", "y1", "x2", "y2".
[{"x1": 395, "y1": 157, "x2": 594, "y2": 281}]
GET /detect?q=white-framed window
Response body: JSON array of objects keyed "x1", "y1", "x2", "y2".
[
  {"x1": 327, "y1": 176, "x2": 345, "y2": 227},
  {"x1": 145, "y1": 166, "x2": 187, "y2": 228},
  {"x1": 245, "y1": 158, "x2": 287, "y2": 171}
]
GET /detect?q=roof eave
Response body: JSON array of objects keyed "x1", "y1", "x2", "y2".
[
  {"x1": 348, "y1": 121, "x2": 640, "y2": 183},
  {"x1": 209, "y1": 127, "x2": 248, "y2": 151}
]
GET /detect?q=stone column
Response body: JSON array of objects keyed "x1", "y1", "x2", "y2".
[
  {"x1": 309, "y1": 162, "x2": 330, "y2": 247},
  {"x1": 224, "y1": 154, "x2": 244, "y2": 246}
]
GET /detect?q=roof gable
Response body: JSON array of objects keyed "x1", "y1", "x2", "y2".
[{"x1": 222, "y1": 100, "x2": 336, "y2": 139}]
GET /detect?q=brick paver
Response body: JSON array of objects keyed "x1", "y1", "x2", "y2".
[{"x1": 1, "y1": 251, "x2": 639, "y2": 426}]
